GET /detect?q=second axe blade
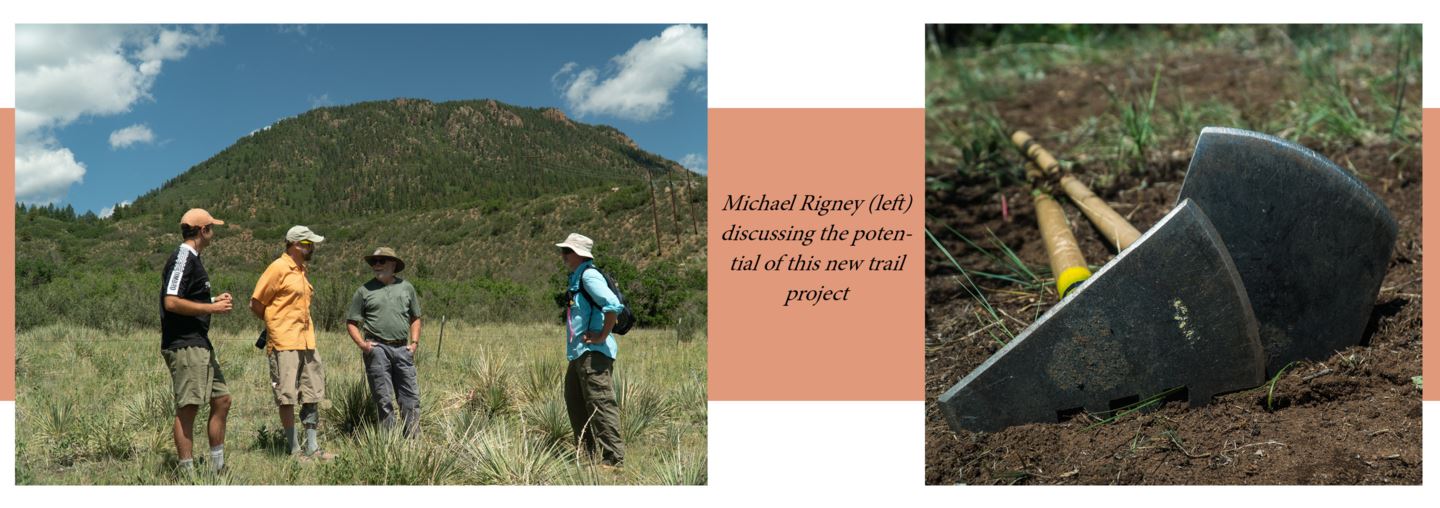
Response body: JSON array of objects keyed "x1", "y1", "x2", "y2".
[
  {"x1": 1178, "y1": 127, "x2": 1399, "y2": 375},
  {"x1": 938, "y1": 200, "x2": 1265, "y2": 433}
]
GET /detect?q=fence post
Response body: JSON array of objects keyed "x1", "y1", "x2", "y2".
[{"x1": 435, "y1": 315, "x2": 446, "y2": 364}]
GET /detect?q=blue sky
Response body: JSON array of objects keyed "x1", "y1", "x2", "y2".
[{"x1": 15, "y1": 24, "x2": 708, "y2": 216}]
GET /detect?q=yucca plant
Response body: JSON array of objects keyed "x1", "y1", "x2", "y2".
[
  {"x1": 324, "y1": 377, "x2": 378, "y2": 435},
  {"x1": 322, "y1": 426, "x2": 462, "y2": 485},
  {"x1": 616, "y1": 374, "x2": 676, "y2": 442},
  {"x1": 522, "y1": 393, "x2": 572, "y2": 449},
  {"x1": 458, "y1": 420, "x2": 571, "y2": 485}
]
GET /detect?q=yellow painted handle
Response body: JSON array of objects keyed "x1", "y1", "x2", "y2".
[{"x1": 1033, "y1": 191, "x2": 1091, "y2": 297}]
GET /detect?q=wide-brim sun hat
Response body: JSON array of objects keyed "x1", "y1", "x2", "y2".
[
  {"x1": 555, "y1": 233, "x2": 595, "y2": 259},
  {"x1": 364, "y1": 246, "x2": 407, "y2": 273}
]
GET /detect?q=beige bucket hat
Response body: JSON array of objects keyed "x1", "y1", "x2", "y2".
[{"x1": 555, "y1": 233, "x2": 595, "y2": 259}]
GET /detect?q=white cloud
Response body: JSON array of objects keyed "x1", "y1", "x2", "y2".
[
  {"x1": 14, "y1": 24, "x2": 218, "y2": 204},
  {"x1": 109, "y1": 124, "x2": 156, "y2": 149},
  {"x1": 555, "y1": 24, "x2": 707, "y2": 122},
  {"x1": 15, "y1": 142, "x2": 87, "y2": 205},
  {"x1": 309, "y1": 93, "x2": 332, "y2": 109},
  {"x1": 99, "y1": 200, "x2": 132, "y2": 219},
  {"x1": 680, "y1": 153, "x2": 707, "y2": 175}
]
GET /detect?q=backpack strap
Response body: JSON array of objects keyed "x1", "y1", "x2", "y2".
[{"x1": 574, "y1": 266, "x2": 601, "y2": 310}]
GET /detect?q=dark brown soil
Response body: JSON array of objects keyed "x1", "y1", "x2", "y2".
[{"x1": 924, "y1": 51, "x2": 1422, "y2": 485}]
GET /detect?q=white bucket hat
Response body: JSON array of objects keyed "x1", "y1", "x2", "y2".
[{"x1": 555, "y1": 233, "x2": 595, "y2": 259}]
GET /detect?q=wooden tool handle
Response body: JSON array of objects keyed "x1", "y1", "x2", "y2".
[
  {"x1": 1059, "y1": 175, "x2": 1143, "y2": 250},
  {"x1": 1023, "y1": 161, "x2": 1045, "y2": 183},
  {"x1": 1033, "y1": 191, "x2": 1091, "y2": 297},
  {"x1": 1013, "y1": 130, "x2": 1143, "y2": 251},
  {"x1": 1012, "y1": 130, "x2": 1060, "y2": 174}
]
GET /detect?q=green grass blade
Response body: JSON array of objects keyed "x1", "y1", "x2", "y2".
[{"x1": 925, "y1": 227, "x2": 1014, "y2": 340}]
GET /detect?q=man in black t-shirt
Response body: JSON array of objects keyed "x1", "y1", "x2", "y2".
[{"x1": 160, "y1": 208, "x2": 234, "y2": 474}]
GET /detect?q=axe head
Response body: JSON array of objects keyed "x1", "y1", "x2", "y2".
[
  {"x1": 939, "y1": 200, "x2": 1265, "y2": 433},
  {"x1": 1177, "y1": 127, "x2": 1398, "y2": 375}
]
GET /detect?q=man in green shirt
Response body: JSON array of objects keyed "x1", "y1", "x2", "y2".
[{"x1": 345, "y1": 247, "x2": 423, "y2": 436}]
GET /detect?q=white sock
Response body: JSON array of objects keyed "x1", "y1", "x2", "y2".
[
  {"x1": 179, "y1": 458, "x2": 194, "y2": 472},
  {"x1": 209, "y1": 445, "x2": 225, "y2": 471}
]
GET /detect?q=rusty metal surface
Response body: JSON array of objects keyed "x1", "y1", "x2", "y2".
[
  {"x1": 1177, "y1": 127, "x2": 1398, "y2": 376},
  {"x1": 939, "y1": 200, "x2": 1265, "y2": 433}
]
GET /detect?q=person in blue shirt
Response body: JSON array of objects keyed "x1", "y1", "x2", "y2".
[{"x1": 555, "y1": 233, "x2": 625, "y2": 468}]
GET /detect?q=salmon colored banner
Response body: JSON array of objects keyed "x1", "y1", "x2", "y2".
[
  {"x1": 708, "y1": 109, "x2": 924, "y2": 401},
  {"x1": 1424, "y1": 108, "x2": 1435, "y2": 402},
  {"x1": 3, "y1": 108, "x2": 15, "y2": 401}
]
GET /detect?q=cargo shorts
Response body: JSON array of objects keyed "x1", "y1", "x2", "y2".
[
  {"x1": 269, "y1": 349, "x2": 326, "y2": 406},
  {"x1": 161, "y1": 346, "x2": 230, "y2": 411}
]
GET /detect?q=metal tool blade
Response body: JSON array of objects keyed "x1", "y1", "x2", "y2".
[
  {"x1": 939, "y1": 200, "x2": 1264, "y2": 433},
  {"x1": 1177, "y1": 127, "x2": 1398, "y2": 375}
]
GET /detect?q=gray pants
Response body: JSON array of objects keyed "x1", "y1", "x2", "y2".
[{"x1": 363, "y1": 342, "x2": 420, "y2": 436}]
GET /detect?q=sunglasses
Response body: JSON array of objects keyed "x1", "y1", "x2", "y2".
[
  {"x1": 368, "y1": 258, "x2": 390, "y2": 266},
  {"x1": 559, "y1": 247, "x2": 574, "y2": 256},
  {"x1": 298, "y1": 240, "x2": 315, "y2": 247}
]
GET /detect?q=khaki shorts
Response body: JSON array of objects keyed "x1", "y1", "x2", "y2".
[
  {"x1": 161, "y1": 346, "x2": 230, "y2": 410},
  {"x1": 269, "y1": 349, "x2": 325, "y2": 406}
]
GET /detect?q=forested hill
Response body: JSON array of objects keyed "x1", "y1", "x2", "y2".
[
  {"x1": 16, "y1": 98, "x2": 707, "y2": 335},
  {"x1": 119, "y1": 98, "x2": 686, "y2": 222}
]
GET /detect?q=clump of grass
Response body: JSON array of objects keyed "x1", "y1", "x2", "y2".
[
  {"x1": 122, "y1": 384, "x2": 174, "y2": 431},
  {"x1": 322, "y1": 426, "x2": 463, "y2": 485},
  {"x1": 643, "y1": 430, "x2": 707, "y2": 485},
  {"x1": 930, "y1": 218, "x2": 1042, "y2": 289},
  {"x1": 668, "y1": 369, "x2": 707, "y2": 426},
  {"x1": 252, "y1": 424, "x2": 290, "y2": 455},
  {"x1": 520, "y1": 356, "x2": 564, "y2": 404},
  {"x1": 324, "y1": 377, "x2": 378, "y2": 435},
  {"x1": 1107, "y1": 64, "x2": 1163, "y2": 172},
  {"x1": 455, "y1": 418, "x2": 572, "y2": 485},
  {"x1": 32, "y1": 397, "x2": 141, "y2": 466},
  {"x1": 926, "y1": 107, "x2": 1017, "y2": 186},
  {"x1": 521, "y1": 393, "x2": 572, "y2": 449},
  {"x1": 924, "y1": 228, "x2": 1015, "y2": 345},
  {"x1": 616, "y1": 374, "x2": 676, "y2": 442},
  {"x1": 465, "y1": 353, "x2": 515, "y2": 418}
]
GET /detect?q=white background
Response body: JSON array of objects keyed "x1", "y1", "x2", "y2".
[{"x1": 2, "y1": 0, "x2": 1432, "y2": 504}]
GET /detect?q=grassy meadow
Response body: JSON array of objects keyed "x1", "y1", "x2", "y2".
[{"x1": 15, "y1": 322, "x2": 707, "y2": 485}]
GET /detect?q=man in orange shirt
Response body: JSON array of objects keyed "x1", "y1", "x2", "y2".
[{"x1": 250, "y1": 225, "x2": 335, "y2": 461}]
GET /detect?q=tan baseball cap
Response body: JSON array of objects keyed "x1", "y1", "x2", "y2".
[
  {"x1": 555, "y1": 233, "x2": 595, "y2": 259},
  {"x1": 285, "y1": 225, "x2": 325, "y2": 243},
  {"x1": 180, "y1": 208, "x2": 225, "y2": 227},
  {"x1": 364, "y1": 247, "x2": 407, "y2": 273}
]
